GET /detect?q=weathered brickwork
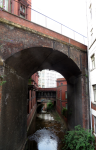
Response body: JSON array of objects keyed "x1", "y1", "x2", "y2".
[
  {"x1": 27, "y1": 104, "x2": 37, "y2": 131},
  {"x1": 91, "y1": 102, "x2": 96, "y2": 111},
  {"x1": 92, "y1": 114, "x2": 96, "y2": 150},
  {"x1": 0, "y1": 67, "x2": 27, "y2": 150},
  {"x1": 56, "y1": 80, "x2": 67, "y2": 112},
  {"x1": 0, "y1": 10, "x2": 87, "y2": 50},
  {"x1": 27, "y1": 72, "x2": 38, "y2": 131},
  {"x1": 92, "y1": 115, "x2": 94, "y2": 131},
  {"x1": 0, "y1": 10, "x2": 89, "y2": 150}
]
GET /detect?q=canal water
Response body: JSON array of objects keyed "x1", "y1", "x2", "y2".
[{"x1": 25, "y1": 111, "x2": 66, "y2": 150}]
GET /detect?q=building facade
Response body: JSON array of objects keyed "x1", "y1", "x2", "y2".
[
  {"x1": 86, "y1": 0, "x2": 96, "y2": 135},
  {"x1": 0, "y1": 0, "x2": 31, "y2": 20},
  {"x1": 38, "y1": 69, "x2": 63, "y2": 88},
  {"x1": 56, "y1": 78, "x2": 67, "y2": 116},
  {"x1": 27, "y1": 72, "x2": 39, "y2": 130}
]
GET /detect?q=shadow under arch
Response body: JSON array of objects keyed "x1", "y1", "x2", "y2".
[
  {"x1": 5, "y1": 47, "x2": 81, "y2": 82},
  {"x1": 1, "y1": 46, "x2": 88, "y2": 150}
]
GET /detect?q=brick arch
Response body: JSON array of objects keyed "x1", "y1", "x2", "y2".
[
  {"x1": 5, "y1": 46, "x2": 81, "y2": 81},
  {"x1": 0, "y1": 16, "x2": 88, "y2": 150},
  {"x1": 2, "y1": 45, "x2": 88, "y2": 131},
  {"x1": 0, "y1": 21, "x2": 85, "y2": 75}
]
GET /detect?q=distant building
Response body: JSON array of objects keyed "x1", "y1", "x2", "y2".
[
  {"x1": 0, "y1": 0, "x2": 31, "y2": 21},
  {"x1": 86, "y1": 0, "x2": 96, "y2": 134},
  {"x1": 38, "y1": 69, "x2": 63, "y2": 88},
  {"x1": 56, "y1": 78, "x2": 67, "y2": 115}
]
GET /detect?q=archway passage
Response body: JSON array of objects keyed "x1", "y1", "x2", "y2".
[
  {"x1": 0, "y1": 16, "x2": 88, "y2": 150},
  {"x1": 0, "y1": 46, "x2": 89, "y2": 150}
]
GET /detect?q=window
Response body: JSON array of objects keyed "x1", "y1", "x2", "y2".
[
  {"x1": 0, "y1": 0, "x2": 3, "y2": 8},
  {"x1": 93, "y1": 85, "x2": 96, "y2": 102},
  {"x1": 94, "y1": 116, "x2": 96, "y2": 134},
  {"x1": 5, "y1": 0, "x2": 8, "y2": 11},
  {"x1": 91, "y1": 54, "x2": 95, "y2": 69},
  {"x1": 0, "y1": 0, "x2": 12, "y2": 12},
  {"x1": 0, "y1": 0, "x2": 8, "y2": 10},
  {"x1": 20, "y1": 3, "x2": 26, "y2": 18},
  {"x1": 61, "y1": 83, "x2": 63, "y2": 85},
  {"x1": 65, "y1": 91, "x2": 67, "y2": 99},
  {"x1": 42, "y1": 73, "x2": 44, "y2": 77}
]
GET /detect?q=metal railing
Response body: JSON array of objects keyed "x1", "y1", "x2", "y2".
[{"x1": 31, "y1": 9, "x2": 87, "y2": 45}]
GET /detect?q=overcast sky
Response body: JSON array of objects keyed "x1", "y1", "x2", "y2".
[{"x1": 32, "y1": 0, "x2": 87, "y2": 37}]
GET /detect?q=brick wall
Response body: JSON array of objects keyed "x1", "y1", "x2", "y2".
[
  {"x1": 0, "y1": 20, "x2": 88, "y2": 130},
  {"x1": 92, "y1": 114, "x2": 94, "y2": 131},
  {"x1": 27, "y1": 72, "x2": 38, "y2": 130},
  {"x1": 1, "y1": 0, "x2": 31, "y2": 21},
  {"x1": 0, "y1": 67, "x2": 27, "y2": 150},
  {"x1": 56, "y1": 78, "x2": 67, "y2": 119},
  {"x1": 91, "y1": 102, "x2": 96, "y2": 111}
]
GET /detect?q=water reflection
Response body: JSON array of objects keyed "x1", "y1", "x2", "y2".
[
  {"x1": 29, "y1": 129, "x2": 58, "y2": 150},
  {"x1": 38, "y1": 113, "x2": 54, "y2": 120},
  {"x1": 25, "y1": 112, "x2": 65, "y2": 150}
]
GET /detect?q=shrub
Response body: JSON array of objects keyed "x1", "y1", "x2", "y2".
[
  {"x1": 62, "y1": 107, "x2": 67, "y2": 117},
  {"x1": 62, "y1": 125, "x2": 95, "y2": 150},
  {"x1": 47, "y1": 102, "x2": 54, "y2": 111}
]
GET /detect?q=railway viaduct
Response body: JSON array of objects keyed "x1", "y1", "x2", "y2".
[{"x1": 0, "y1": 10, "x2": 88, "y2": 150}]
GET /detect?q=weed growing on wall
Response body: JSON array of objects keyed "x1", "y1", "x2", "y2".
[
  {"x1": 28, "y1": 78, "x2": 32, "y2": 85},
  {"x1": 62, "y1": 125, "x2": 95, "y2": 150},
  {"x1": 62, "y1": 107, "x2": 67, "y2": 117},
  {"x1": 0, "y1": 75, "x2": 6, "y2": 86}
]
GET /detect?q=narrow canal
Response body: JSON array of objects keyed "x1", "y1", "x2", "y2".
[{"x1": 24, "y1": 110, "x2": 66, "y2": 150}]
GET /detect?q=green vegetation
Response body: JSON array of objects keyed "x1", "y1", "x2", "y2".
[
  {"x1": 0, "y1": 75, "x2": 6, "y2": 86},
  {"x1": 52, "y1": 111, "x2": 61, "y2": 122},
  {"x1": 0, "y1": 3, "x2": 5, "y2": 10},
  {"x1": 62, "y1": 107, "x2": 67, "y2": 117},
  {"x1": 47, "y1": 101, "x2": 54, "y2": 111},
  {"x1": 62, "y1": 125, "x2": 95, "y2": 150},
  {"x1": 85, "y1": 74, "x2": 88, "y2": 78},
  {"x1": 28, "y1": 78, "x2": 32, "y2": 85}
]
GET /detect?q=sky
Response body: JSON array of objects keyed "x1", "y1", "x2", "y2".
[{"x1": 32, "y1": 0, "x2": 87, "y2": 37}]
